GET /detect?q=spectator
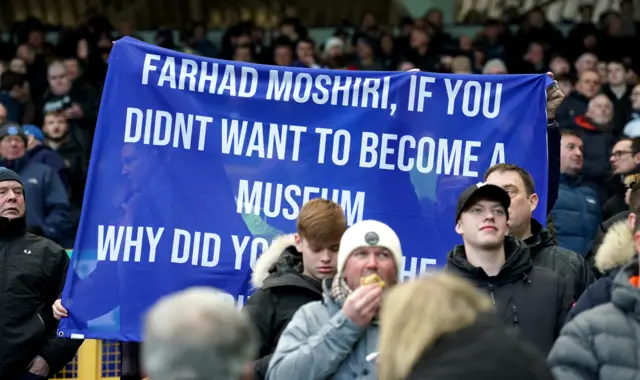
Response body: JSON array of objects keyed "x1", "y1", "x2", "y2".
[
  {"x1": 22, "y1": 123, "x2": 68, "y2": 189},
  {"x1": 445, "y1": 183, "x2": 573, "y2": 354},
  {"x1": 406, "y1": 26, "x2": 440, "y2": 72},
  {"x1": 573, "y1": 94, "x2": 617, "y2": 189},
  {"x1": 485, "y1": 164, "x2": 593, "y2": 301},
  {"x1": 551, "y1": 130, "x2": 602, "y2": 256},
  {"x1": 379, "y1": 34, "x2": 397, "y2": 71},
  {"x1": 352, "y1": 36, "x2": 383, "y2": 71},
  {"x1": 556, "y1": 69, "x2": 601, "y2": 127},
  {"x1": 272, "y1": 38, "x2": 294, "y2": 67},
  {"x1": 602, "y1": 60, "x2": 634, "y2": 133},
  {"x1": 233, "y1": 44, "x2": 254, "y2": 63},
  {"x1": 574, "y1": 53, "x2": 598, "y2": 77},
  {"x1": 142, "y1": 287, "x2": 257, "y2": 380},
  {"x1": 0, "y1": 167, "x2": 81, "y2": 379},
  {"x1": 244, "y1": 198, "x2": 347, "y2": 380},
  {"x1": 8, "y1": 58, "x2": 27, "y2": 75},
  {"x1": 603, "y1": 138, "x2": 640, "y2": 219},
  {"x1": 623, "y1": 84, "x2": 640, "y2": 137},
  {"x1": 548, "y1": 219, "x2": 640, "y2": 379},
  {"x1": 549, "y1": 55, "x2": 571, "y2": 76},
  {"x1": 266, "y1": 220, "x2": 402, "y2": 379},
  {"x1": 451, "y1": 55, "x2": 472, "y2": 74},
  {"x1": 377, "y1": 273, "x2": 554, "y2": 380},
  {"x1": 322, "y1": 37, "x2": 344, "y2": 66},
  {"x1": 483, "y1": 58, "x2": 508, "y2": 74},
  {"x1": 294, "y1": 38, "x2": 321, "y2": 69},
  {"x1": 42, "y1": 60, "x2": 99, "y2": 156},
  {"x1": 567, "y1": 179, "x2": 640, "y2": 321},
  {"x1": 555, "y1": 74, "x2": 574, "y2": 97},
  {"x1": 0, "y1": 123, "x2": 72, "y2": 247},
  {"x1": 41, "y1": 111, "x2": 87, "y2": 219},
  {"x1": 0, "y1": 71, "x2": 30, "y2": 124}
]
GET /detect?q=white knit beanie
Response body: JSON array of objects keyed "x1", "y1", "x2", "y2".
[
  {"x1": 324, "y1": 36, "x2": 344, "y2": 53},
  {"x1": 336, "y1": 220, "x2": 403, "y2": 281}
]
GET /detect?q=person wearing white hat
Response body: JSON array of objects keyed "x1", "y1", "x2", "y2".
[{"x1": 266, "y1": 219, "x2": 403, "y2": 380}]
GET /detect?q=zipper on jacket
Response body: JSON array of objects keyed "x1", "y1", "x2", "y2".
[{"x1": 488, "y1": 283, "x2": 496, "y2": 305}]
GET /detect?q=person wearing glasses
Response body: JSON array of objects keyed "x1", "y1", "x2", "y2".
[{"x1": 603, "y1": 137, "x2": 640, "y2": 220}]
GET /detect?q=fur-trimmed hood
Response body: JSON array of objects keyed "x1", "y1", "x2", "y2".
[
  {"x1": 595, "y1": 221, "x2": 636, "y2": 273},
  {"x1": 251, "y1": 234, "x2": 299, "y2": 289}
]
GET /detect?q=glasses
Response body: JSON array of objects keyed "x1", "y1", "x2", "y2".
[{"x1": 612, "y1": 151, "x2": 634, "y2": 159}]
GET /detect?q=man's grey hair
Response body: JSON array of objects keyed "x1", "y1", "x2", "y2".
[
  {"x1": 482, "y1": 59, "x2": 508, "y2": 74},
  {"x1": 47, "y1": 60, "x2": 67, "y2": 75},
  {"x1": 142, "y1": 287, "x2": 257, "y2": 380}
]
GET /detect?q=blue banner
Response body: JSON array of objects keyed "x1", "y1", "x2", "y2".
[{"x1": 58, "y1": 37, "x2": 551, "y2": 341}]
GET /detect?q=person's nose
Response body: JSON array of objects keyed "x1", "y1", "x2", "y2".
[
  {"x1": 365, "y1": 254, "x2": 378, "y2": 269},
  {"x1": 6, "y1": 190, "x2": 17, "y2": 201},
  {"x1": 319, "y1": 249, "x2": 332, "y2": 263},
  {"x1": 483, "y1": 210, "x2": 496, "y2": 221}
]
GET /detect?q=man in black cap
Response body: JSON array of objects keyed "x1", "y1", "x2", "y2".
[
  {"x1": 0, "y1": 123, "x2": 72, "y2": 247},
  {"x1": 445, "y1": 182, "x2": 574, "y2": 355},
  {"x1": 0, "y1": 167, "x2": 82, "y2": 379}
]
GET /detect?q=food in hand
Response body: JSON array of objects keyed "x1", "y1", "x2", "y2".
[{"x1": 360, "y1": 274, "x2": 385, "y2": 288}]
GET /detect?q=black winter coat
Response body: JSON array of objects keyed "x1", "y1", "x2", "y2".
[
  {"x1": 243, "y1": 235, "x2": 323, "y2": 380},
  {"x1": 407, "y1": 313, "x2": 554, "y2": 380},
  {"x1": 445, "y1": 236, "x2": 574, "y2": 354},
  {"x1": 524, "y1": 219, "x2": 594, "y2": 301},
  {"x1": 585, "y1": 210, "x2": 630, "y2": 275},
  {"x1": 0, "y1": 216, "x2": 82, "y2": 379},
  {"x1": 568, "y1": 217, "x2": 638, "y2": 322}
]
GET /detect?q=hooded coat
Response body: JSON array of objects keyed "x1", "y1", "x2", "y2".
[
  {"x1": 445, "y1": 236, "x2": 574, "y2": 354},
  {"x1": 243, "y1": 235, "x2": 323, "y2": 380},
  {"x1": 566, "y1": 219, "x2": 637, "y2": 322}
]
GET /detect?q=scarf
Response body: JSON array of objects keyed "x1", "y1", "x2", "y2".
[
  {"x1": 330, "y1": 275, "x2": 380, "y2": 322},
  {"x1": 330, "y1": 275, "x2": 353, "y2": 308}
]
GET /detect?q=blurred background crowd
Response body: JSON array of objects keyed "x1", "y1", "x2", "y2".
[{"x1": 0, "y1": 0, "x2": 638, "y2": 256}]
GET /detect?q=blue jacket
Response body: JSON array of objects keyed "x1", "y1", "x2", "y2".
[
  {"x1": 27, "y1": 144, "x2": 69, "y2": 190},
  {"x1": 551, "y1": 174, "x2": 601, "y2": 256},
  {"x1": 0, "y1": 92, "x2": 24, "y2": 123},
  {"x1": 1, "y1": 157, "x2": 73, "y2": 247}
]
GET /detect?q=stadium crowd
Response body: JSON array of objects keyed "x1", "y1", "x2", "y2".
[{"x1": 2, "y1": 1, "x2": 640, "y2": 379}]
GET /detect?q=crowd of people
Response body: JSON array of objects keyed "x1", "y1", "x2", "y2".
[{"x1": 1, "y1": 1, "x2": 640, "y2": 379}]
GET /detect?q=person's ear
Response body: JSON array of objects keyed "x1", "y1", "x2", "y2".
[
  {"x1": 294, "y1": 233, "x2": 303, "y2": 253},
  {"x1": 529, "y1": 193, "x2": 539, "y2": 213}
]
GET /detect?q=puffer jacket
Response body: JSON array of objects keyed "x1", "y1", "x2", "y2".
[
  {"x1": 548, "y1": 257, "x2": 640, "y2": 379},
  {"x1": 551, "y1": 174, "x2": 601, "y2": 256},
  {"x1": 266, "y1": 278, "x2": 378, "y2": 380},
  {"x1": 566, "y1": 220, "x2": 636, "y2": 322},
  {"x1": 244, "y1": 235, "x2": 323, "y2": 379}
]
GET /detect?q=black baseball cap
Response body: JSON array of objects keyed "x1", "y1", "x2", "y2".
[{"x1": 455, "y1": 183, "x2": 511, "y2": 222}]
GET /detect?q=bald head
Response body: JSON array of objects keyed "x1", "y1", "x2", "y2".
[
  {"x1": 586, "y1": 94, "x2": 613, "y2": 125},
  {"x1": 142, "y1": 287, "x2": 256, "y2": 380},
  {"x1": 575, "y1": 53, "x2": 598, "y2": 74}
]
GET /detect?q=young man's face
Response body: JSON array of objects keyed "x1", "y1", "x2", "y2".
[
  {"x1": 455, "y1": 199, "x2": 509, "y2": 250},
  {"x1": 295, "y1": 235, "x2": 339, "y2": 281},
  {"x1": 43, "y1": 113, "x2": 69, "y2": 140}
]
